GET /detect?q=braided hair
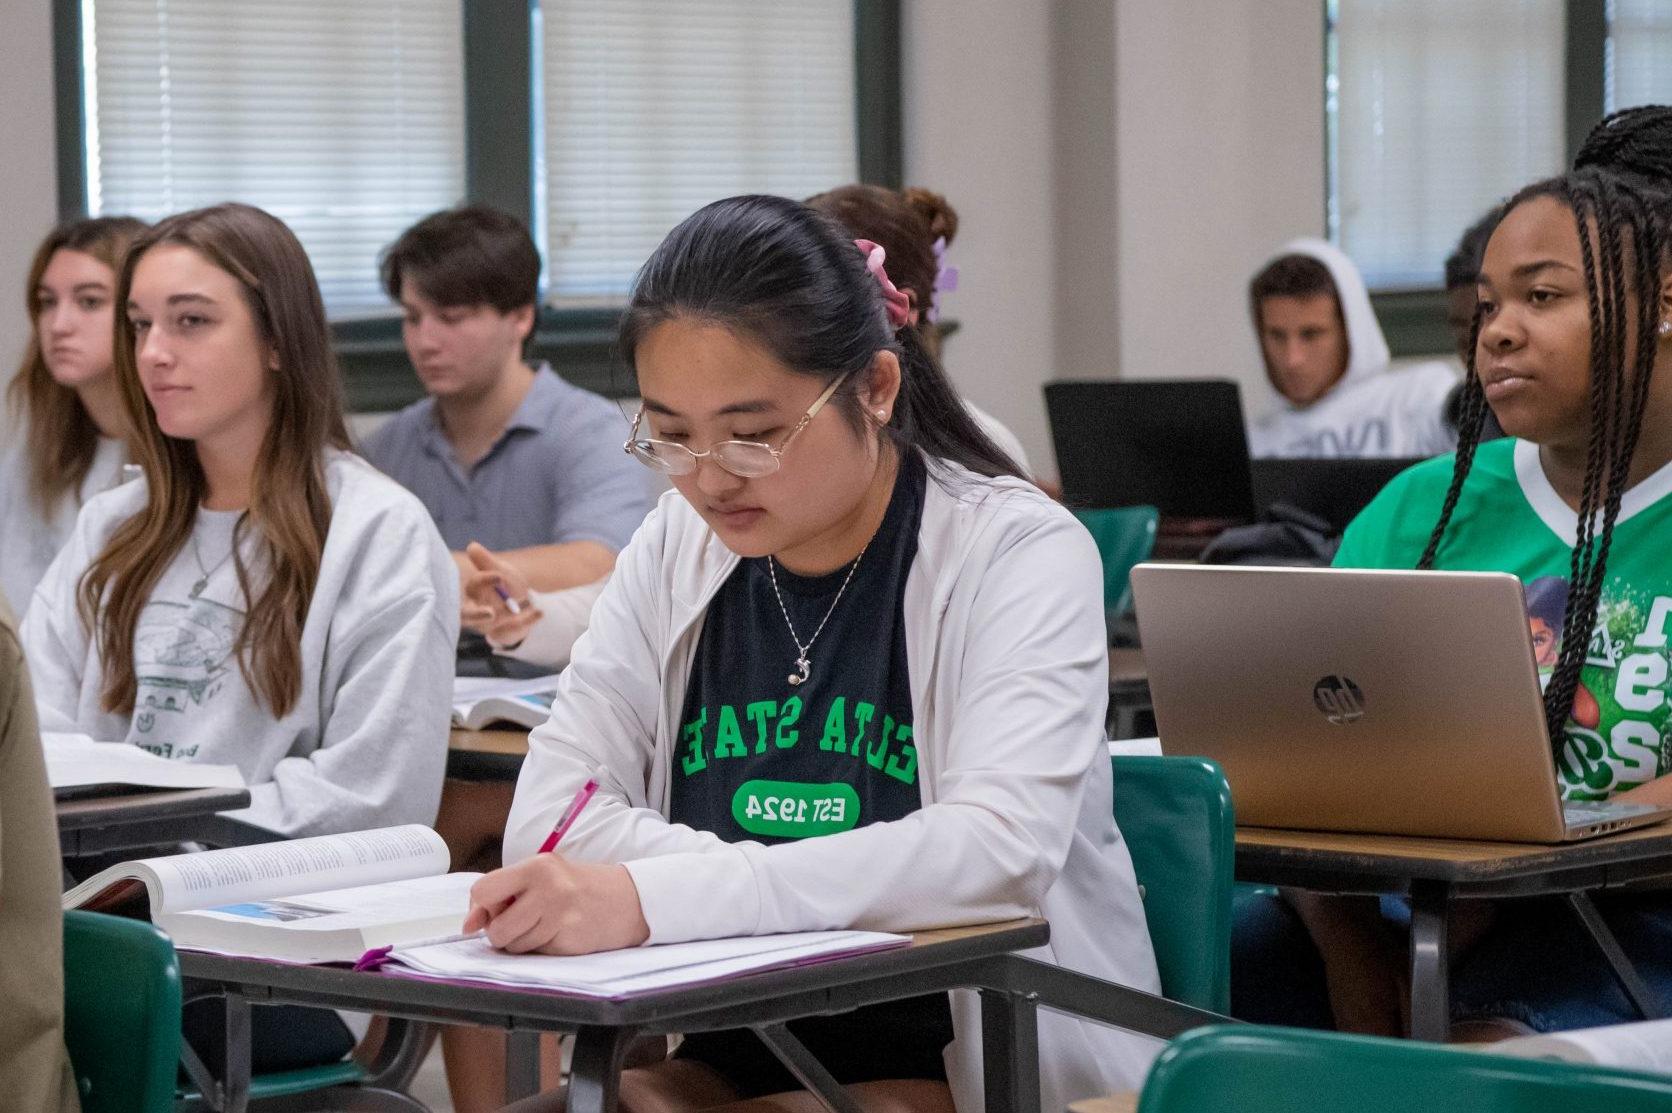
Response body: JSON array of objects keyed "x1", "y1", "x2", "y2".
[{"x1": 1418, "y1": 106, "x2": 1672, "y2": 752}]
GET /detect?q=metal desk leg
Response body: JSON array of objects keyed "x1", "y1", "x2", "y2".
[
  {"x1": 1407, "y1": 880, "x2": 1451, "y2": 1042},
  {"x1": 505, "y1": 1030, "x2": 544, "y2": 1103},
  {"x1": 222, "y1": 992, "x2": 252, "y2": 1113},
  {"x1": 979, "y1": 987, "x2": 1041, "y2": 1113},
  {"x1": 754, "y1": 1023, "x2": 864, "y2": 1113},
  {"x1": 567, "y1": 1025, "x2": 634, "y2": 1113},
  {"x1": 1567, "y1": 891, "x2": 1667, "y2": 1019}
]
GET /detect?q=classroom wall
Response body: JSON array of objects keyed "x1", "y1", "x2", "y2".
[
  {"x1": 0, "y1": 2, "x2": 60, "y2": 381},
  {"x1": 904, "y1": 0, "x2": 1327, "y2": 477},
  {"x1": 1, "y1": 3, "x2": 1330, "y2": 479}
]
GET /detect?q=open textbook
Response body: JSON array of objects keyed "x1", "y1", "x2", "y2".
[
  {"x1": 1491, "y1": 1017, "x2": 1672, "y2": 1074},
  {"x1": 44, "y1": 731, "x2": 246, "y2": 795},
  {"x1": 452, "y1": 673, "x2": 563, "y2": 730},
  {"x1": 385, "y1": 929, "x2": 911, "y2": 1000},
  {"x1": 62, "y1": 824, "x2": 477, "y2": 964}
]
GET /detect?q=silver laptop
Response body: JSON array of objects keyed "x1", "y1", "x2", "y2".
[{"x1": 1130, "y1": 564, "x2": 1672, "y2": 843}]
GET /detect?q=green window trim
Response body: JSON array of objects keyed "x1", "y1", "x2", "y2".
[
  {"x1": 1353, "y1": 0, "x2": 1607, "y2": 358},
  {"x1": 53, "y1": 0, "x2": 903, "y2": 409}
]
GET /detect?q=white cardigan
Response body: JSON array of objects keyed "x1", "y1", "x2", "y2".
[{"x1": 505, "y1": 458, "x2": 1163, "y2": 1110}]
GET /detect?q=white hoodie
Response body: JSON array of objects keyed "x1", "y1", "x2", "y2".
[
  {"x1": 1248, "y1": 238, "x2": 1458, "y2": 459},
  {"x1": 22, "y1": 450, "x2": 459, "y2": 837},
  {"x1": 505, "y1": 458, "x2": 1164, "y2": 1112}
]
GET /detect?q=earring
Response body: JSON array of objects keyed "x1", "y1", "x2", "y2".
[
  {"x1": 1660, "y1": 320, "x2": 1672, "y2": 337},
  {"x1": 876, "y1": 409, "x2": 888, "y2": 419}
]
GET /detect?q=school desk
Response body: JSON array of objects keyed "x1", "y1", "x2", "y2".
[
  {"x1": 1235, "y1": 821, "x2": 1672, "y2": 1041},
  {"x1": 1067, "y1": 1094, "x2": 1137, "y2": 1113},
  {"x1": 176, "y1": 918, "x2": 1217, "y2": 1113},
  {"x1": 56, "y1": 784, "x2": 253, "y2": 857}
]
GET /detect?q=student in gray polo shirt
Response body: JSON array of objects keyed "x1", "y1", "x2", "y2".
[{"x1": 364, "y1": 207, "x2": 653, "y2": 610}]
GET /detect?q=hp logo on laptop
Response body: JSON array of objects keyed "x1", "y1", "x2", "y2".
[{"x1": 1313, "y1": 675, "x2": 1366, "y2": 725}]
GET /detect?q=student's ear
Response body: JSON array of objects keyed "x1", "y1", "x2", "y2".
[
  {"x1": 862, "y1": 351, "x2": 902, "y2": 422},
  {"x1": 510, "y1": 304, "x2": 537, "y2": 345},
  {"x1": 1659, "y1": 272, "x2": 1672, "y2": 340},
  {"x1": 267, "y1": 344, "x2": 281, "y2": 372}
]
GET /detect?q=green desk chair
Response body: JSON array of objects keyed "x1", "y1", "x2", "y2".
[
  {"x1": 1074, "y1": 505, "x2": 1159, "y2": 617},
  {"x1": 1137, "y1": 1024, "x2": 1672, "y2": 1112},
  {"x1": 1110, "y1": 755, "x2": 1235, "y2": 1015},
  {"x1": 63, "y1": 909, "x2": 184, "y2": 1113},
  {"x1": 1077, "y1": 507, "x2": 1160, "y2": 737}
]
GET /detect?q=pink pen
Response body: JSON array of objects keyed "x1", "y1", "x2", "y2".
[
  {"x1": 354, "y1": 773, "x2": 602, "y2": 972},
  {"x1": 538, "y1": 774, "x2": 600, "y2": 852}
]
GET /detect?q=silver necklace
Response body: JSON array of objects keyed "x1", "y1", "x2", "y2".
[
  {"x1": 188, "y1": 533, "x2": 235, "y2": 600},
  {"x1": 766, "y1": 537, "x2": 873, "y2": 686}
]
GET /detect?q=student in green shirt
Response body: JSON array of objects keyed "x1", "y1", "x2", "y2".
[{"x1": 1234, "y1": 105, "x2": 1672, "y2": 1039}]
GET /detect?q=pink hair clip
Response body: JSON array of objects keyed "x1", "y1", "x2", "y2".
[
  {"x1": 854, "y1": 239, "x2": 913, "y2": 330},
  {"x1": 927, "y1": 236, "x2": 958, "y2": 324}
]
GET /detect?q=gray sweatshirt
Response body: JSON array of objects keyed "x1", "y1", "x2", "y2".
[{"x1": 22, "y1": 450, "x2": 459, "y2": 837}]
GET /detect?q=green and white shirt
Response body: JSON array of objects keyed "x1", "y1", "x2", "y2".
[{"x1": 1336, "y1": 438, "x2": 1672, "y2": 801}]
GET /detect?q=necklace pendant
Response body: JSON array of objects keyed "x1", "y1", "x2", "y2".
[
  {"x1": 189, "y1": 577, "x2": 208, "y2": 599},
  {"x1": 788, "y1": 657, "x2": 811, "y2": 686}
]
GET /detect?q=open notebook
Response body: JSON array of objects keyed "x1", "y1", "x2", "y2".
[{"x1": 382, "y1": 930, "x2": 910, "y2": 1000}]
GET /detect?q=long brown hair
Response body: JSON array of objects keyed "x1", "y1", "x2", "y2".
[
  {"x1": 8, "y1": 216, "x2": 147, "y2": 513},
  {"x1": 79, "y1": 203, "x2": 351, "y2": 717}
]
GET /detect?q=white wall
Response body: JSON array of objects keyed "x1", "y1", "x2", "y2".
[
  {"x1": 904, "y1": 0, "x2": 1326, "y2": 477},
  {"x1": 0, "y1": 2, "x2": 60, "y2": 378}
]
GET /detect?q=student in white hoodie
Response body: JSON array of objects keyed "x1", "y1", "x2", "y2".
[
  {"x1": 0, "y1": 216, "x2": 146, "y2": 616},
  {"x1": 465, "y1": 195, "x2": 1161, "y2": 1113},
  {"x1": 1246, "y1": 238, "x2": 1459, "y2": 458},
  {"x1": 23, "y1": 202, "x2": 459, "y2": 1072}
]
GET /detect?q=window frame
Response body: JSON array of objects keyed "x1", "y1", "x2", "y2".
[
  {"x1": 1328, "y1": 0, "x2": 1606, "y2": 357},
  {"x1": 51, "y1": 0, "x2": 903, "y2": 410}
]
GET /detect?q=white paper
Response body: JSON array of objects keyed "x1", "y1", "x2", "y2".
[
  {"x1": 43, "y1": 731, "x2": 246, "y2": 791},
  {"x1": 392, "y1": 929, "x2": 908, "y2": 997},
  {"x1": 1108, "y1": 737, "x2": 1163, "y2": 757}
]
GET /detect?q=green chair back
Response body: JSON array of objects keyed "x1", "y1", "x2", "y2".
[
  {"x1": 1138, "y1": 1025, "x2": 1672, "y2": 1112},
  {"x1": 1111, "y1": 755, "x2": 1235, "y2": 1015},
  {"x1": 1074, "y1": 506, "x2": 1159, "y2": 614},
  {"x1": 63, "y1": 910, "x2": 183, "y2": 1113}
]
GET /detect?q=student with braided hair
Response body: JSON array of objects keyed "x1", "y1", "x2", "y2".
[{"x1": 1234, "y1": 105, "x2": 1672, "y2": 1038}]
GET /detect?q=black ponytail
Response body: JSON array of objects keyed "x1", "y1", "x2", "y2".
[
  {"x1": 620, "y1": 194, "x2": 1022, "y2": 480},
  {"x1": 1419, "y1": 106, "x2": 1672, "y2": 752}
]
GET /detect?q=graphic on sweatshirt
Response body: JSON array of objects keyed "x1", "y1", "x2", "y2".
[
  {"x1": 1534, "y1": 577, "x2": 1672, "y2": 801},
  {"x1": 131, "y1": 597, "x2": 243, "y2": 742}
]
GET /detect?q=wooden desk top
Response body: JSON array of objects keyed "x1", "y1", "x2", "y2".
[
  {"x1": 1236, "y1": 819, "x2": 1672, "y2": 889},
  {"x1": 1068, "y1": 1095, "x2": 1137, "y2": 1113},
  {"x1": 449, "y1": 728, "x2": 530, "y2": 757},
  {"x1": 55, "y1": 785, "x2": 252, "y2": 830},
  {"x1": 1108, "y1": 648, "x2": 1148, "y2": 687}
]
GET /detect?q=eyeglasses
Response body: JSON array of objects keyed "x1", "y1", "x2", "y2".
[{"x1": 623, "y1": 372, "x2": 850, "y2": 478}]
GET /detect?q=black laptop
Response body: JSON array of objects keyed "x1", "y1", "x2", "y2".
[{"x1": 1044, "y1": 379, "x2": 1255, "y2": 519}]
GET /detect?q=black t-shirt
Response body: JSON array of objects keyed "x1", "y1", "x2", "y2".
[{"x1": 670, "y1": 450, "x2": 952, "y2": 1095}]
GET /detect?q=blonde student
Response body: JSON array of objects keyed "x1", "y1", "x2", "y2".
[
  {"x1": 1, "y1": 216, "x2": 147, "y2": 617},
  {"x1": 467, "y1": 195, "x2": 1160, "y2": 1113},
  {"x1": 1234, "y1": 106, "x2": 1672, "y2": 1038},
  {"x1": 21, "y1": 203, "x2": 458, "y2": 841}
]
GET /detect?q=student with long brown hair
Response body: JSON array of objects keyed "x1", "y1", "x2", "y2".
[
  {"x1": 0, "y1": 216, "x2": 146, "y2": 616},
  {"x1": 22, "y1": 202, "x2": 458, "y2": 840}
]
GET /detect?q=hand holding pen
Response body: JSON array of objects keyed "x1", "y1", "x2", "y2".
[
  {"x1": 461, "y1": 772, "x2": 650, "y2": 956},
  {"x1": 459, "y1": 541, "x2": 541, "y2": 645}
]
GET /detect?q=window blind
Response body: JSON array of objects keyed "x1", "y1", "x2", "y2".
[
  {"x1": 84, "y1": 0, "x2": 466, "y2": 315},
  {"x1": 1333, "y1": 0, "x2": 1565, "y2": 289},
  {"x1": 1608, "y1": 0, "x2": 1672, "y2": 112},
  {"x1": 540, "y1": 0, "x2": 858, "y2": 303}
]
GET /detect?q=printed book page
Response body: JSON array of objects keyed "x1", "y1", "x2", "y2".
[
  {"x1": 161, "y1": 872, "x2": 478, "y2": 963},
  {"x1": 63, "y1": 824, "x2": 449, "y2": 916},
  {"x1": 452, "y1": 674, "x2": 563, "y2": 730},
  {"x1": 391, "y1": 929, "x2": 909, "y2": 997},
  {"x1": 44, "y1": 731, "x2": 246, "y2": 792}
]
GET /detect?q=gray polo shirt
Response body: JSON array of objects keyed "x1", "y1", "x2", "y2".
[{"x1": 362, "y1": 363, "x2": 653, "y2": 553}]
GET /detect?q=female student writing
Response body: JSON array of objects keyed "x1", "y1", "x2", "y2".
[
  {"x1": 20, "y1": 202, "x2": 459, "y2": 841},
  {"x1": 467, "y1": 195, "x2": 1161, "y2": 1113},
  {"x1": 1, "y1": 216, "x2": 146, "y2": 617},
  {"x1": 1235, "y1": 106, "x2": 1672, "y2": 1037}
]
